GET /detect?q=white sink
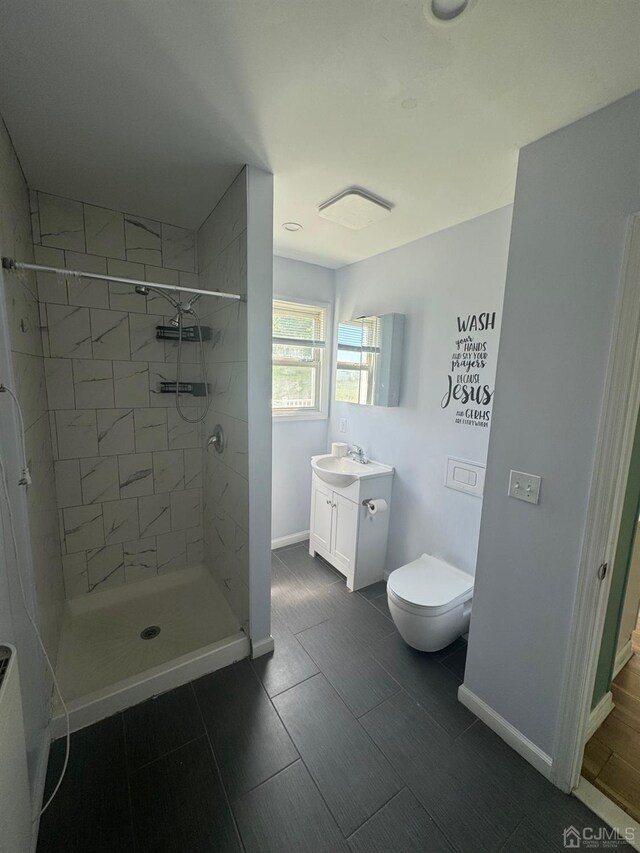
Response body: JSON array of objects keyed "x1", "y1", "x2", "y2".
[{"x1": 311, "y1": 454, "x2": 393, "y2": 488}]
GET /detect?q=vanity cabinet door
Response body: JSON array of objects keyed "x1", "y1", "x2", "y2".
[
  {"x1": 311, "y1": 479, "x2": 333, "y2": 551},
  {"x1": 331, "y1": 494, "x2": 358, "y2": 573}
]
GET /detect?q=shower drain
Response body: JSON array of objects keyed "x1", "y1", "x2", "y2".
[{"x1": 140, "y1": 625, "x2": 161, "y2": 640}]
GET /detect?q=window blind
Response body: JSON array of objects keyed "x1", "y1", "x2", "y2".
[
  {"x1": 273, "y1": 300, "x2": 326, "y2": 348},
  {"x1": 337, "y1": 317, "x2": 380, "y2": 353}
]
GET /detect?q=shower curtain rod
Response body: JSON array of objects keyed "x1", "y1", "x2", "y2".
[{"x1": 1, "y1": 258, "x2": 243, "y2": 302}]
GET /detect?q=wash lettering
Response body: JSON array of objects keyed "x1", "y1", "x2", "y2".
[
  {"x1": 442, "y1": 311, "x2": 498, "y2": 429},
  {"x1": 456, "y1": 312, "x2": 496, "y2": 332}
]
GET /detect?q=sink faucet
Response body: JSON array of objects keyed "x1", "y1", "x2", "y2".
[{"x1": 347, "y1": 445, "x2": 368, "y2": 464}]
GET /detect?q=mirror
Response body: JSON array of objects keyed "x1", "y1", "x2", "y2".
[{"x1": 335, "y1": 313, "x2": 404, "y2": 406}]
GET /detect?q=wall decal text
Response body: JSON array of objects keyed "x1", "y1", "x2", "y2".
[{"x1": 442, "y1": 311, "x2": 498, "y2": 428}]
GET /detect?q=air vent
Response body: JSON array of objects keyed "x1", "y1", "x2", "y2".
[{"x1": 318, "y1": 189, "x2": 392, "y2": 230}]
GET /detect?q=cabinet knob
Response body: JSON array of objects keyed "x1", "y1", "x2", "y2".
[{"x1": 326, "y1": 499, "x2": 331, "y2": 505}]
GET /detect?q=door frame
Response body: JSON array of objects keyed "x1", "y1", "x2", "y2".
[{"x1": 553, "y1": 214, "x2": 640, "y2": 791}]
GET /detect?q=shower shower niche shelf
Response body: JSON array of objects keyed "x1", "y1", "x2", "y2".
[
  {"x1": 155, "y1": 325, "x2": 213, "y2": 342},
  {"x1": 159, "y1": 381, "x2": 210, "y2": 396}
]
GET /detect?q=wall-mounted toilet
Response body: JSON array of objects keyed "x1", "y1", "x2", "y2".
[{"x1": 387, "y1": 554, "x2": 474, "y2": 652}]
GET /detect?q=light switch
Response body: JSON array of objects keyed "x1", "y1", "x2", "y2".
[
  {"x1": 339, "y1": 418, "x2": 347, "y2": 433},
  {"x1": 508, "y1": 470, "x2": 541, "y2": 504}
]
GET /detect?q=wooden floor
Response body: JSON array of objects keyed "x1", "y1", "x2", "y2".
[{"x1": 584, "y1": 653, "x2": 640, "y2": 821}]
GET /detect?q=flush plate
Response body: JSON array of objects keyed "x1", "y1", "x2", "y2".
[{"x1": 445, "y1": 456, "x2": 485, "y2": 497}]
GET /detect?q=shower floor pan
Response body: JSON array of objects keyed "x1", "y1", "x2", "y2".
[{"x1": 50, "y1": 565, "x2": 249, "y2": 737}]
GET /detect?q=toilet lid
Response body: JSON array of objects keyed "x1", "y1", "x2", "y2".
[{"x1": 388, "y1": 554, "x2": 473, "y2": 610}]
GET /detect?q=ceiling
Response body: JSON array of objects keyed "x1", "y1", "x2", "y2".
[{"x1": 1, "y1": 1, "x2": 639, "y2": 269}]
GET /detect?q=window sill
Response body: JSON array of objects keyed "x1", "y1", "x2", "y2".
[{"x1": 272, "y1": 411, "x2": 328, "y2": 423}]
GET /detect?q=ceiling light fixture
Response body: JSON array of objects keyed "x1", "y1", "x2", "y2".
[
  {"x1": 318, "y1": 188, "x2": 392, "y2": 231},
  {"x1": 423, "y1": 0, "x2": 477, "y2": 24},
  {"x1": 282, "y1": 222, "x2": 303, "y2": 232}
]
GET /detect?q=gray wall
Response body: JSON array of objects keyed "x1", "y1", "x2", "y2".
[
  {"x1": 272, "y1": 255, "x2": 335, "y2": 542},
  {"x1": 464, "y1": 91, "x2": 640, "y2": 756},
  {"x1": 329, "y1": 207, "x2": 512, "y2": 577}
]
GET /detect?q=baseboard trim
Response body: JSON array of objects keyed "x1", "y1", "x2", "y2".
[
  {"x1": 458, "y1": 684, "x2": 553, "y2": 779},
  {"x1": 586, "y1": 691, "x2": 615, "y2": 741},
  {"x1": 574, "y1": 777, "x2": 640, "y2": 851},
  {"x1": 271, "y1": 531, "x2": 309, "y2": 550},
  {"x1": 614, "y1": 640, "x2": 633, "y2": 679},
  {"x1": 251, "y1": 636, "x2": 275, "y2": 659}
]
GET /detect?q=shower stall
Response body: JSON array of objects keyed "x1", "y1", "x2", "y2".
[{"x1": 0, "y1": 159, "x2": 273, "y2": 757}]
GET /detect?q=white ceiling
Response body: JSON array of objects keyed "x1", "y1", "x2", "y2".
[{"x1": 1, "y1": 1, "x2": 639, "y2": 268}]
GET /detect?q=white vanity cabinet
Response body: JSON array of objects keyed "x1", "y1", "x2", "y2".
[{"x1": 309, "y1": 459, "x2": 393, "y2": 591}]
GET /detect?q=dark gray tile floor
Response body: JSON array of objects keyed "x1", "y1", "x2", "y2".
[{"x1": 37, "y1": 543, "x2": 632, "y2": 852}]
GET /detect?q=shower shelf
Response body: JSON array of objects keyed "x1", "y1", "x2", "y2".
[
  {"x1": 159, "y1": 382, "x2": 210, "y2": 397},
  {"x1": 155, "y1": 325, "x2": 212, "y2": 342}
]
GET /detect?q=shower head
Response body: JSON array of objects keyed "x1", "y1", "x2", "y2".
[
  {"x1": 169, "y1": 299, "x2": 200, "y2": 327},
  {"x1": 137, "y1": 284, "x2": 181, "y2": 312}
]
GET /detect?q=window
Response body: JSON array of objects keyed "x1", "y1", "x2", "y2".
[
  {"x1": 272, "y1": 299, "x2": 328, "y2": 417},
  {"x1": 335, "y1": 316, "x2": 380, "y2": 405}
]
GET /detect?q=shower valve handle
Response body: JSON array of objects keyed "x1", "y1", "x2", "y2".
[{"x1": 207, "y1": 424, "x2": 225, "y2": 454}]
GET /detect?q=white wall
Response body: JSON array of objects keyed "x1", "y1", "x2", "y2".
[
  {"x1": 246, "y1": 166, "x2": 274, "y2": 648},
  {"x1": 329, "y1": 206, "x2": 512, "y2": 577},
  {"x1": 198, "y1": 169, "x2": 250, "y2": 629},
  {"x1": 271, "y1": 256, "x2": 335, "y2": 543},
  {"x1": 464, "y1": 91, "x2": 640, "y2": 758},
  {"x1": 32, "y1": 192, "x2": 200, "y2": 599},
  {"x1": 0, "y1": 116, "x2": 56, "y2": 805}
]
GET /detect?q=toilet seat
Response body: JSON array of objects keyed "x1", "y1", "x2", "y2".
[{"x1": 387, "y1": 554, "x2": 473, "y2": 616}]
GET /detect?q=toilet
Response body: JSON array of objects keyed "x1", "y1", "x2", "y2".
[{"x1": 387, "y1": 554, "x2": 474, "y2": 652}]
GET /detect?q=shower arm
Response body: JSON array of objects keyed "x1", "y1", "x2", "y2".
[{"x1": 1, "y1": 257, "x2": 245, "y2": 302}]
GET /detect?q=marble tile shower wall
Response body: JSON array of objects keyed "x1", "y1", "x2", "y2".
[
  {"x1": 32, "y1": 191, "x2": 206, "y2": 598},
  {"x1": 197, "y1": 170, "x2": 249, "y2": 629},
  {"x1": 0, "y1": 124, "x2": 65, "y2": 662}
]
